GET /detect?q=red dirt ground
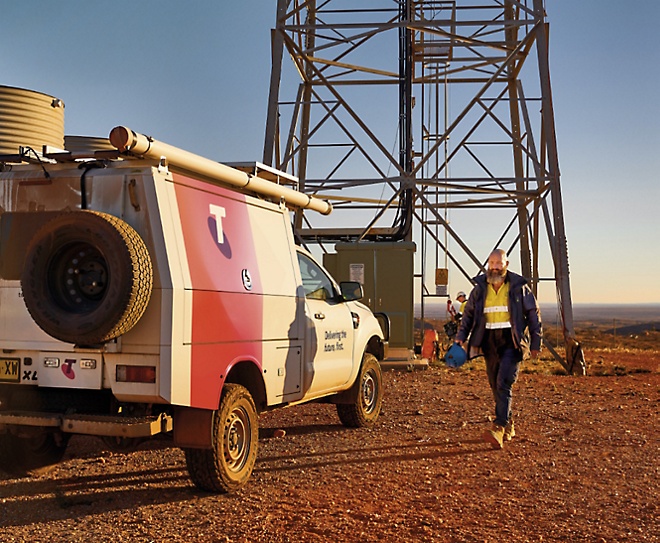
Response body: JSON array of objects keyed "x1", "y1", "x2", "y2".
[{"x1": 0, "y1": 342, "x2": 658, "y2": 542}]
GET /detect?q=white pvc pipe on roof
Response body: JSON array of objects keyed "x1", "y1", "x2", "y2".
[{"x1": 109, "y1": 126, "x2": 332, "y2": 216}]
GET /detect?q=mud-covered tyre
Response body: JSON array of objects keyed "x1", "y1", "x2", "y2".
[
  {"x1": 337, "y1": 353, "x2": 383, "y2": 428},
  {"x1": 184, "y1": 384, "x2": 259, "y2": 493},
  {"x1": 20, "y1": 211, "x2": 153, "y2": 345},
  {"x1": 0, "y1": 432, "x2": 69, "y2": 477}
]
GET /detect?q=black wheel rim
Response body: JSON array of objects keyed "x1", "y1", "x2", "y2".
[{"x1": 48, "y1": 242, "x2": 108, "y2": 313}]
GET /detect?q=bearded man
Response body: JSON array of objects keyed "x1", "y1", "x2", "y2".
[{"x1": 455, "y1": 249, "x2": 542, "y2": 449}]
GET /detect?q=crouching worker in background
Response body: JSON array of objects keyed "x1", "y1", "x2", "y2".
[{"x1": 455, "y1": 249, "x2": 542, "y2": 449}]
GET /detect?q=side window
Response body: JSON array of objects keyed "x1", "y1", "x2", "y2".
[{"x1": 297, "y1": 252, "x2": 336, "y2": 301}]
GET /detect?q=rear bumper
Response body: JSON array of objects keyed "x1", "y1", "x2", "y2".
[{"x1": 0, "y1": 411, "x2": 172, "y2": 438}]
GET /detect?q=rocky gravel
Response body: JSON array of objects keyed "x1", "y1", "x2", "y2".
[{"x1": 1, "y1": 351, "x2": 658, "y2": 542}]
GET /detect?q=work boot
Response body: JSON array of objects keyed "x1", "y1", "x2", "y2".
[
  {"x1": 483, "y1": 424, "x2": 505, "y2": 450},
  {"x1": 504, "y1": 420, "x2": 515, "y2": 441}
]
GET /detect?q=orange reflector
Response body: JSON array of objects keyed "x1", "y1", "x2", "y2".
[{"x1": 116, "y1": 365, "x2": 156, "y2": 383}]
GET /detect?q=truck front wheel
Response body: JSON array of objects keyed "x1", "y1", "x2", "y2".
[
  {"x1": 184, "y1": 384, "x2": 259, "y2": 493},
  {"x1": 337, "y1": 353, "x2": 383, "y2": 428}
]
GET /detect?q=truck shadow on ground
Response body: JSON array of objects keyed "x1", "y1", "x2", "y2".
[
  {"x1": 0, "y1": 465, "x2": 195, "y2": 528},
  {"x1": 0, "y1": 425, "x2": 492, "y2": 528},
  {"x1": 259, "y1": 423, "x2": 343, "y2": 438},
  {"x1": 256, "y1": 434, "x2": 489, "y2": 474}
]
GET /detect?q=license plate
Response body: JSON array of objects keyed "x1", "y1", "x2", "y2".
[{"x1": 0, "y1": 358, "x2": 20, "y2": 382}]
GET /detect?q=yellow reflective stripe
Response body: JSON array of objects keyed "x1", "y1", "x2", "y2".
[
  {"x1": 484, "y1": 305, "x2": 508, "y2": 313},
  {"x1": 486, "y1": 321, "x2": 512, "y2": 329}
]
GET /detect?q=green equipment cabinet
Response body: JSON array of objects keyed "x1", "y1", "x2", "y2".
[{"x1": 324, "y1": 241, "x2": 415, "y2": 350}]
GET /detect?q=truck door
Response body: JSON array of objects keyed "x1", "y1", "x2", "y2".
[{"x1": 297, "y1": 252, "x2": 355, "y2": 396}]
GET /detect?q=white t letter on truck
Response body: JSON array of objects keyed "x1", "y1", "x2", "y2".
[{"x1": 209, "y1": 204, "x2": 227, "y2": 244}]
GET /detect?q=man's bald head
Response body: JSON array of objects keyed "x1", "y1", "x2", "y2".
[{"x1": 487, "y1": 249, "x2": 508, "y2": 285}]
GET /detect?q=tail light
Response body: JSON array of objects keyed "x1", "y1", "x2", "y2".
[{"x1": 116, "y1": 365, "x2": 156, "y2": 383}]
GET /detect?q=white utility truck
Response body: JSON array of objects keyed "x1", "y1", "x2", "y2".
[{"x1": 0, "y1": 126, "x2": 388, "y2": 492}]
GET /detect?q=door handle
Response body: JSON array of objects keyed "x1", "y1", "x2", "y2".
[{"x1": 314, "y1": 312, "x2": 326, "y2": 320}]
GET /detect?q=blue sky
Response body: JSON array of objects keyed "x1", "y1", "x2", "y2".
[{"x1": 1, "y1": 1, "x2": 658, "y2": 304}]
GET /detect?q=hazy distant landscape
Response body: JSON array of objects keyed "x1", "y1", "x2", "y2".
[
  {"x1": 541, "y1": 303, "x2": 660, "y2": 325},
  {"x1": 417, "y1": 302, "x2": 660, "y2": 327}
]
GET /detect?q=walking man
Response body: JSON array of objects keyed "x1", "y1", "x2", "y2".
[{"x1": 455, "y1": 249, "x2": 542, "y2": 449}]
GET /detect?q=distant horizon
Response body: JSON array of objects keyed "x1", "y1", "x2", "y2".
[
  {"x1": 542, "y1": 302, "x2": 660, "y2": 307},
  {"x1": 417, "y1": 301, "x2": 660, "y2": 307},
  {"x1": 415, "y1": 301, "x2": 660, "y2": 323}
]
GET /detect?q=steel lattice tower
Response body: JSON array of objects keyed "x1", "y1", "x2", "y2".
[{"x1": 263, "y1": 0, "x2": 585, "y2": 374}]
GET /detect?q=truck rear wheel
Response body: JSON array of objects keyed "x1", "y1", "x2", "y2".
[
  {"x1": 21, "y1": 211, "x2": 153, "y2": 345},
  {"x1": 337, "y1": 353, "x2": 383, "y2": 428},
  {"x1": 0, "y1": 432, "x2": 69, "y2": 476},
  {"x1": 184, "y1": 384, "x2": 259, "y2": 493}
]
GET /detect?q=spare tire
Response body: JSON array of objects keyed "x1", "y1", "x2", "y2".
[{"x1": 21, "y1": 211, "x2": 153, "y2": 345}]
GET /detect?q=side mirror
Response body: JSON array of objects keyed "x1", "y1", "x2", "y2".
[{"x1": 339, "y1": 281, "x2": 363, "y2": 302}]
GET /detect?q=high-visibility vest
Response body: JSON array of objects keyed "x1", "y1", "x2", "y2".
[{"x1": 484, "y1": 282, "x2": 511, "y2": 329}]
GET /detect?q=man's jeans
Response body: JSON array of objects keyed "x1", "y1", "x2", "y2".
[{"x1": 484, "y1": 342, "x2": 522, "y2": 428}]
